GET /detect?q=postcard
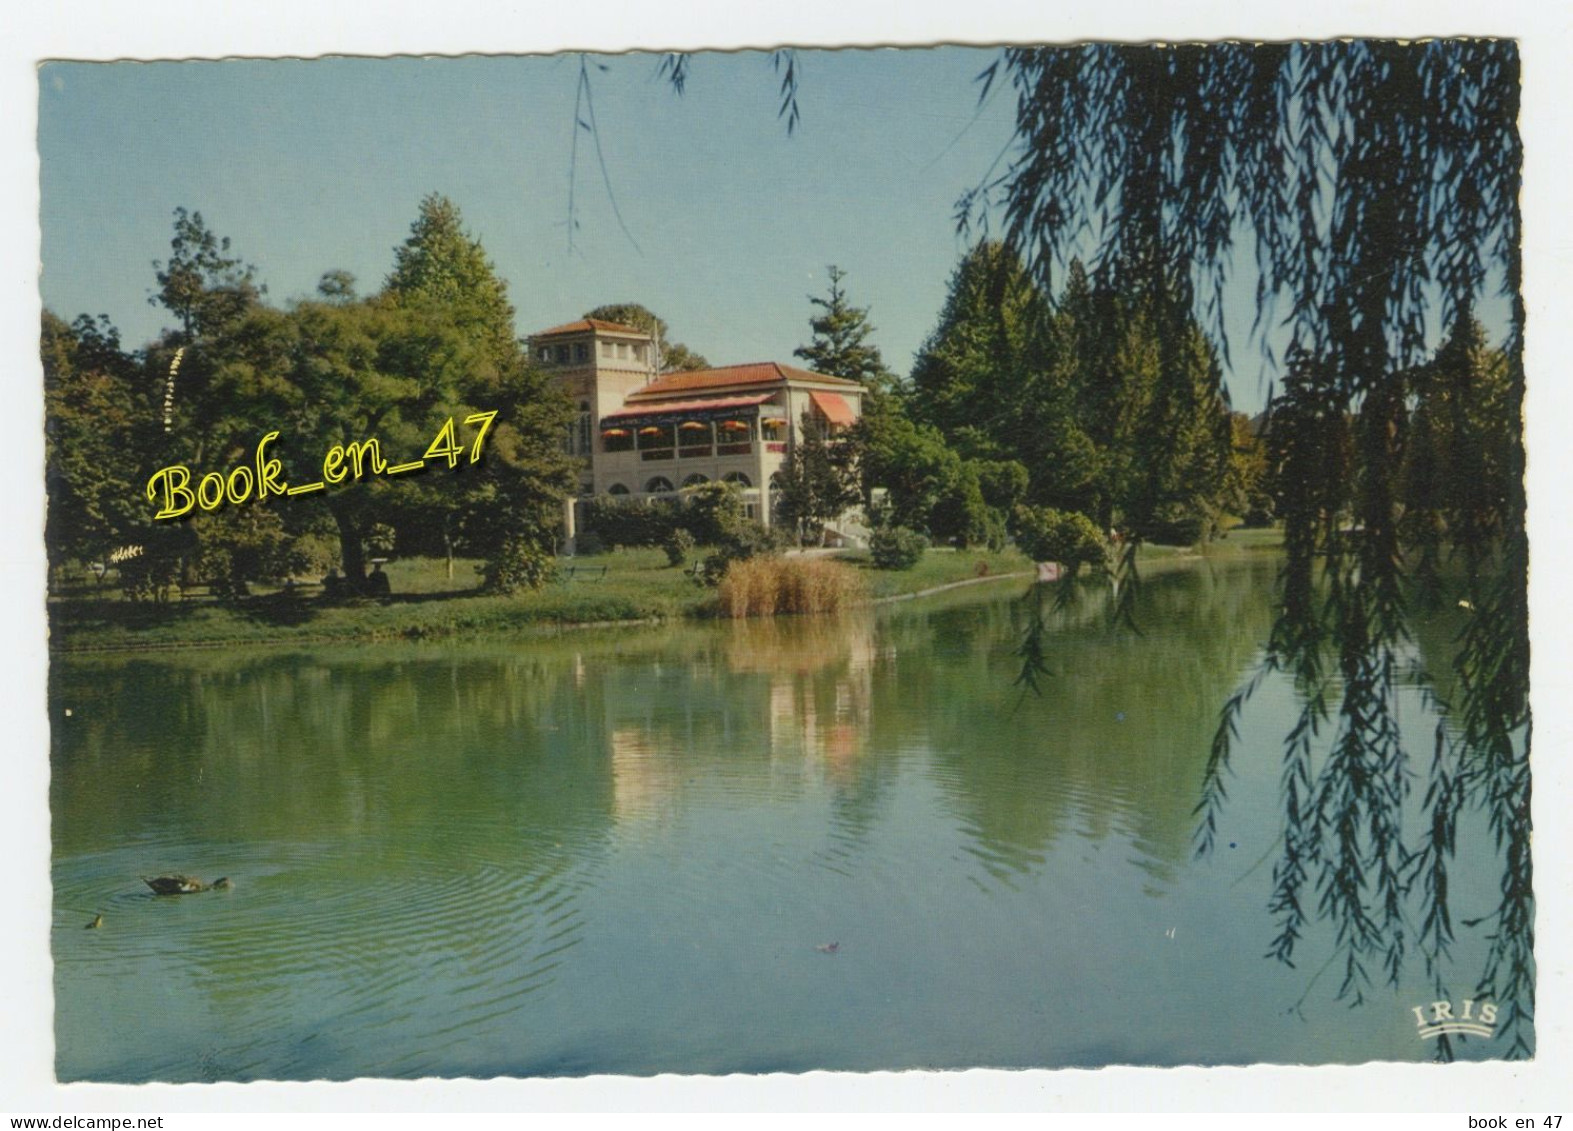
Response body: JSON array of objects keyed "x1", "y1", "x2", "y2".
[{"x1": 14, "y1": 7, "x2": 1571, "y2": 1115}]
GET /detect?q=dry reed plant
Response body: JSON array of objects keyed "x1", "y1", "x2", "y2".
[{"x1": 717, "y1": 556, "x2": 865, "y2": 618}]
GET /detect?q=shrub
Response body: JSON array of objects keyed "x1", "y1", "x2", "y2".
[
  {"x1": 1141, "y1": 505, "x2": 1208, "y2": 546},
  {"x1": 698, "y1": 520, "x2": 784, "y2": 586},
  {"x1": 481, "y1": 534, "x2": 556, "y2": 594},
  {"x1": 664, "y1": 527, "x2": 696, "y2": 567},
  {"x1": 118, "y1": 552, "x2": 181, "y2": 604},
  {"x1": 682, "y1": 482, "x2": 748, "y2": 544},
  {"x1": 287, "y1": 532, "x2": 341, "y2": 578},
  {"x1": 869, "y1": 525, "x2": 928, "y2": 570},
  {"x1": 581, "y1": 482, "x2": 750, "y2": 550},
  {"x1": 573, "y1": 530, "x2": 606, "y2": 556},
  {"x1": 717, "y1": 556, "x2": 866, "y2": 617},
  {"x1": 1011, "y1": 505, "x2": 1105, "y2": 569}
]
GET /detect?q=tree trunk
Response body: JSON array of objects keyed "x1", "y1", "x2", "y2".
[{"x1": 329, "y1": 500, "x2": 368, "y2": 589}]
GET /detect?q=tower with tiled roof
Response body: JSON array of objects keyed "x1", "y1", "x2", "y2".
[
  {"x1": 529, "y1": 317, "x2": 865, "y2": 539},
  {"x1": 528, "y1": 318, "x2": 660, "y2": 495}
]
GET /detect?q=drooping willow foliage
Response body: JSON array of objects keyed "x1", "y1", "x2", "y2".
[{"x1": 964, "y1": 41, "x2": 1527, "y2": 1057}]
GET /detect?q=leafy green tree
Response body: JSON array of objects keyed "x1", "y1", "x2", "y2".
[
  {"x1": 853, "y1": 410, "x2": 959, "y2": 534},
  {"x1": 1010, "y1": 505, "x2": 1106, "y2": 573},
  {"x1": 910, "y1": 242, "x2": 1046, "y2": 443},
  {"x1": 150, "y1": 207, "x2": 263, "y2": 341},
  {"x1": 793, "y1": 265, "x2": 895, "y2": 390},
  {"x1": 42, "y1": 311, "x2": 150, "y2": 572},
  {"x1": 929, "y1": 461, "x2": 997, "y2": 549},
  {"x1": 1221, "y1": 411, "x2": 1271, "y2": 525},
  {"x1": 385, "y1": 193, "x2": 519, "y2": 376},
  {"x1": 1401, "y1": 310, "x2": 1514, "y2": 592},
  {"x1": 583, "y1": 302, "x2": 709, "y2": 371},
  {"x1": 381, "y1": 195, "x2": 577, "y2": 587},
  {"x1": 772, "y1": 412, "x2": 860, "y2": 546},
  {"x1": 979, "y1": 42, "x2": 1527, "y2": 1050}
]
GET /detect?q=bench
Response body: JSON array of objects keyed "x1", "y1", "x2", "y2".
[{"x1": 559, "y1": 564, "x2": 609, "y2": 583}]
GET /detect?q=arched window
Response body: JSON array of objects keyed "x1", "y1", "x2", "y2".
[
  {"x1": 645, "y1": 477, "x2": 674, "y2": 494},
  {"x1": 723, "y1": 472, "x2": 752, "y2": 488},
  {"x1": 607, "y1": 483, "x2": 630, "y2": 496},
  {"x1": 682, "y1": 473, "x2": 710, "y2": 488}
]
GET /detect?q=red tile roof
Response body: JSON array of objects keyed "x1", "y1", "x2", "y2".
[
  {"x1": 532, "y1": 318, "x2": 647, "y2": 338},
  {"x1": 626, "y1": 362, "x2": 863, "y2": 400}
]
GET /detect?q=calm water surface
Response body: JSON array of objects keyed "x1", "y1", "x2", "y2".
[{"x1": 50, "y1": 558, "x2": 1509, "y2": 1081}]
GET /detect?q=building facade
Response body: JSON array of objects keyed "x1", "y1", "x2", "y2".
[{"x1": 529, "y1": 318, "x2": 865, "y2": 535}]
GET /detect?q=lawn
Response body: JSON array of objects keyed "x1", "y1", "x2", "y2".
[{"x1": 47, "y1": 528, "x2": 1280, "y2": 653}]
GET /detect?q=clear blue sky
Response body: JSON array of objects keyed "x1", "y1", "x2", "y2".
[
  {"x1": 39, "y1": 48, "x2": 1309, "y2": 412},
  {"x1": 39, "y1": 51, "x2": 1033, "y2": 385}
]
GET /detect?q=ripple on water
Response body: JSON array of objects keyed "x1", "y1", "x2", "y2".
[{"x1": 54, "y1": 830, "x2": 598, "y2": 1082}]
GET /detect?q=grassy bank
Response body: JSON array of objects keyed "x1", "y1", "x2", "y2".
[
  {"x1": 48, "y1": 544, "x2": 1034, "y2": 652},
  {"x1": 47, "y1": 529, "x2": 1281, "y2": 652}
]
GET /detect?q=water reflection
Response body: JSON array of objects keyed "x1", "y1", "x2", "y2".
[{"x1": 52, "y1": 556, "x2": 1500, "y2": 1080}]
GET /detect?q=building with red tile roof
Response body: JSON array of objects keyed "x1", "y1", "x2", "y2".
[{"x1": 527, "y1": 318, "x2": 865, "y2": 536}]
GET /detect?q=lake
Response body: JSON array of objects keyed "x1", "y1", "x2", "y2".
[{"x1": 49, "y1": 555, "x2": 1517, "y2": 1081}]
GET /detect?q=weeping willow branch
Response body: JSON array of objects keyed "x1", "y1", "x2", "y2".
[{"x1": 974, "y1": 39, "x2": 1529, "y2": 1054}]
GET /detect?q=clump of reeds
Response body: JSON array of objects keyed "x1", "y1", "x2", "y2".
[{"x1": 717, "y1": 556, "x2": 866, "y2": 618}]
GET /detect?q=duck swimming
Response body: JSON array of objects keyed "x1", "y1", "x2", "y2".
[
  {"x1": 85, "y1": 914, "x2": 102, "y2": 930},
  {"x1": 143, "y1": 875, "x2": 229, "y2": 895}
]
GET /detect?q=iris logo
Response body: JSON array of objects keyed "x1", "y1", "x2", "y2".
[{"x1": 1412, "y1": 999, "x2": 1498, "y2": 1040}]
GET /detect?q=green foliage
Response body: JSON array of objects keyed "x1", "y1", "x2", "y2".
[
  {"x1": 116, "y1": 550, "x2": 182, "y2": 605},
  {"x1": 582, "y1": 303, "x2": 709, "y2": 372},
  {"x1": 793, "y1": 265, "x2": 895, "y2": 390},
  {"x1": 681, "y1": 481, "x2": 749, "y2": 544},
  {"x1": 929, "y1": 462, "x2": 993, "y2": 549},
  {"x1": 42, "y1": 312, "x2": 151, "y2": 570},
  {"x1": 698, "y1": 521, "x2": 784, "y2": 587},
  {"x1": 572, "y1": 531, "x2": 606, "y2": 557},
  {"x1": 193, "y1": 504, "x2": 298, "y2": 597},
  {"x1": 772, "y1": 416, "x2": 861, "y2": 546},
  {"x1": 869, "y1": 525, "x2": 928, "y2": 570},
  {"x1": 582, "y1": 496, "x2": 678, "y2": 549},
  {"x1": 854, "y1": 410, "x2": 960, "y2": 532},
  {"x1": 974, "y1": 459, "x2": 1030, "y2": 513},
  {"x1": 1010, "y1": 505, "x2": 1105, "y2": 570},
  {"x1": 583, "y1": 482, "x2": 751, "y2": 550},
  {"x1": 385, "y1": 193, "x2": 519, "y2": 373},
  {"x1": 663, "y1": 527, "x2": 696, "y2": 567},
  {"x1": 978, "y1": 41, "x2": 1528, "y2": 1049},
  {"x1": 480, "y1": 534, "x2": 556, "y2": 594},
  {"x1": 150, "y1": 207, "x2": 263, "y2": 340}
]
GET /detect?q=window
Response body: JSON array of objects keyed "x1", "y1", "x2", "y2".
[
  {"x1": 760, "y1": 417, "x2": 788, "y2": 442},
  {"x1": 601, "y1": 341, "x2": 613, "y2": 358},
  {"x1": 607, "y1": 483, "x2": 630, "y2": 495},
  {"x1": 616, "y1": 342, "x2": 629, "y2": 359},
  {"x1": 633, "y1": 344, "x2": 646, "y2": 362},
  {"x1": 574, "y1": 342, "x2": 589, "y2": 362},
  {"x1": 682, "y1": 473, "x2": 710, "y2": 488},
  {"x1": 538, "y1": 346, "x2": 552, "y2": 362},
  {"x1": 555, "y1": 345, "x2": 570, "y2": 363},
  {"x1": 645, "y1": 477, "x2": 674, "y2": 494},
  {"x1": 723, "y1": 472, "x2": 752, "y2": 488}
]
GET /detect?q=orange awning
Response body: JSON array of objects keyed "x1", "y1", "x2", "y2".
[{"x1": 809, "y1": 390, "x2": 855, "y2": 426}]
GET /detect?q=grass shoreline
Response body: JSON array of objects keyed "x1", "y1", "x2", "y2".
[{"x1": 48, "y1": 531, "x2": 1281, "y2": 655}]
